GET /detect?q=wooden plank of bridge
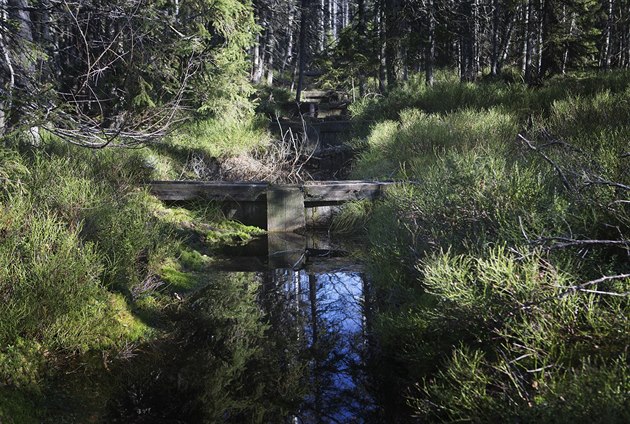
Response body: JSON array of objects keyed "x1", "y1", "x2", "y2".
[
  {"x1": 148, "y1": 181, "x2": 268, "y2": 202},
  {"x1": 149, "y1": 181, "x2": 393, "y2": 204},
  {"x1": 303, "y1": 181, "x2": 391, "y2": 205},
  {"x1": 300, "y1": 90, "x2": 337, "y2": 102},
  {"x1": 270, "y1": 120, "x2": 351, "y2": 132},
  {"x1": 267, "y1": 186, "x2": 306, "y2": 232}
]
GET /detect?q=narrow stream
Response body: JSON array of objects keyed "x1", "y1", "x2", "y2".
[
  {"x1": 46, "y1": 232, "x2": 382, "y2": 423},
  {"x1": 266, "y1": 269, "x2": 375, "y2": 422}
]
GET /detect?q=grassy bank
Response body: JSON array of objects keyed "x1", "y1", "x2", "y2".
[
  {"x1": 347, "y1": 71, "x2": 630, "y2": 422},
  {"x1": 0, "y1": 119, "x2": 267, "y2": 421}
]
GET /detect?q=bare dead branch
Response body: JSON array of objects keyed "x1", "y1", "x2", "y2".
[
  {"x1": 576, "y1": 289, "x2": 629, "y2": 297},
  {"x1": 555, "y1": 274, "x2": 630, "y2": 300},
  {"x1": 521, "y1": 273, "x2": 630, "y2": 311},
  {"x1": 536, "y1": 236, "x2": 630, "y2": 251},
  {"x1": 517, "y1": 133, "x2": 573, "y2": 190},
  {"x1": 537, "y1": 129, "x2": 585, "y2": 154},
  {"x1": 582, "y1": 176, "x2": 630, "y2": 192}
]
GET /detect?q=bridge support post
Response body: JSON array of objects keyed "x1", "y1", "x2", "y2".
[
  {"x1": 268, "y1": 233, "x2": 306, "y2": 269},
  {"x1": 267, "y1": 186, "x2": 306, "y2": 232}
]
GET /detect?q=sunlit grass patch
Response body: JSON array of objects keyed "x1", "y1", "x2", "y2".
[
  {"x1": 350, "y1": 70, "x2": 630, "y2": 129},
  {"x1": 159, "y1": 258, "x2": 203, "y2": 293},
  {"x1": 351, "y1": 108, "x2": 516, "y2": 179},
  {"x1": 166, "y1": 115, "x2": 270, "y2": 158}
]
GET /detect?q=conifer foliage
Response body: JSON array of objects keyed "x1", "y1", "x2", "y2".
[
  {"x1": 0, "y1": 0, "x2": 257, "y2": 146},
  {"x1": 249, "y1": 0, "x2": 630, "y2": 90}
]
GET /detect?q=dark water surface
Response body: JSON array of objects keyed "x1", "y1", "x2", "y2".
[{"x1": 47, "y1": 233, "x2": 384, "y2": 423}]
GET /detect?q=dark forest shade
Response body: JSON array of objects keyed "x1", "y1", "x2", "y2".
[{"x1": 248, "y1": 0, "x2": 630, "y2": 90}]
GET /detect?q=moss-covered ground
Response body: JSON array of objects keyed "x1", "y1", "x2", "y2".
[{"x1": 0, "y1": 121, "x2": 267, "y2": 421}]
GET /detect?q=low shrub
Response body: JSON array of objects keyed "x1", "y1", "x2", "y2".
[
  {"x1": 349, "y1": 70, "x2": 630, "y2": 133},
  {"x1": 352, "y1": 71, "x2": 630, "y2": 421},
  {"x1": 352, "y1": 108, "x2": 517, "y2": 179}
]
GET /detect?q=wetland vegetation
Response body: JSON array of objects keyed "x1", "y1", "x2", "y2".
[{"x1": 1, "y1": 0, "x2": 630, "y2": 421}]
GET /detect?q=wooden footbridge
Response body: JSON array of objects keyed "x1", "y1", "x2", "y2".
[{"x1": 149, "y1": 180, "x2": 393, "y2": 232}]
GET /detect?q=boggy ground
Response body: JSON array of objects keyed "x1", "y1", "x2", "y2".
[{"x1": 2, "y1": 72, "x2": 629, "y2": 423}]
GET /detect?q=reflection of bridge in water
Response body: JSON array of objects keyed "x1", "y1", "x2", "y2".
[
  {"x1": 211, "y1": 232, "x2": 378, "y2": 422},
  {"x1": 214, "y1": 232, "x2": 360, "y2": 272}
]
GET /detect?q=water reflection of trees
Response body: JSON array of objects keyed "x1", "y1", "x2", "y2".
[
  {"x1": 105, "y1": 268, "x2": 377, "y2": 423},
  {"x1": 261, "y1": 269, "x2": 377, "y2": 423},
  {"x1": 107, "y1": 272, "x2": 307, "y2": 423}
]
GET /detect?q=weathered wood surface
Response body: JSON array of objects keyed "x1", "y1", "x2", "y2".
[
  {"x1": 267, "y1": 187, "x2": 306, "y2": 232},
  {"x1": 300, "y1": 90, "x2": 348, "y2": 102},
  {"x1": 302, "y1": 181, "x2": 390, "y2": 205},
  {"x1": 272, "y1": 120, "x2": 351, "y2": 133},
  {"x1": 148, "y1": 181, "x2": 393, "y2": 205},
  {"x1": 149, "y1": 181, "x2": 268, "y2": 202}
]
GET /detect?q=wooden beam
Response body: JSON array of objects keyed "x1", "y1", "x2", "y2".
[
  {"x1": 270, "y1": 120, "x2": 352, "y2": 133},
  {"x1": 267, "y1": 186, "x2": 306, "y2": 232},
  {"x1": 148, "y1": 180, "x2": 393, "y2": 204},
  {"x1": 303, "y1": 181, "x2": 391, "y2": 204},
  {"x1": 148, "y1": 181, "x2": 268, "y2": 202}
]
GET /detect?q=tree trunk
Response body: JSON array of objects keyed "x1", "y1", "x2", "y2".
[
  {"x1": 378, "y1": 0, "x2": 386, "y2": 92},
  {"x1": 562, "y1": 11, "x2": 575, "y2": 74},
  {"x1": 357, "y1": 0, "x2": 367, "y2": 95},
  {"x1": 265, "y1": 9, "x2": 275, "y2": 86},
  {"x1": 282, "y1": 6, "x2": 295, "y2": 72},
  {"x1": 7, "y1": 0, "x2": 35, "y2": 129},
  {"x1": 473, "y1": 0, "x2": 480, "y2": 75},
  {"x1": 319, "y1": 0, "x2": 325, "y2": 51},
  {"x1": 332, "y1": 0, "x2": 338, "y2": 39},
  {"x1": 296, "y1": 0, "x2": 308, "y2": 103},
  {"x1": 539, "y1": 0, "x2": 548, "y2": 77},
  {"x1": 252, "y1": 33, "x2": 263, "y2": 83},
  {"x1": 460, "y1": 0, "x2": 476, "y2": 82},
  {"x1": 490, "y1": 0, "x2": 500, "y2": 75},
  {"x1": 602, "y1": 0, "x2": 613, "y2": 69},
  {"x1": 0, "y1": 0, "x2": 13, "y2": 134},
  {"x1": 385, "y1": 0, "x2": 401, "y2": 88},
  {"x1": 425, "y1": 0, "x2": 436, "y2": 86},
  {"x1": 524, "y1": 0, "x2": 535, "y2": 83},
  {"x1": 498, "y1": 12, "x2": 516, "y2": 73},
  {"x1": 324, "y1": 0, "x2": 331, "y2": 40}
]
